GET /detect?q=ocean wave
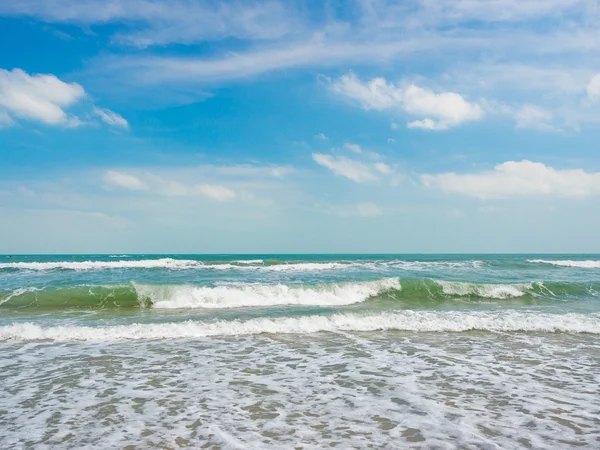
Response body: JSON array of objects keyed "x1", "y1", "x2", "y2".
[
  {"x1": 0, "y1": 258, "x2": 484, "y2": 272},
  {"x1": 134, "y1": 278, "x2": 400, "y2": 309},
  {"x1": 0, "y1": 258, "x2": 205, "y2": 271},
  {"x1": 0, "y1": 279, "x2": 593, "y2": 310},
  {"x1": 527, "y1": 259, "x2": 600, "y2": 268},
  {"x1": 2, "y1": 311, "x2": 599, "y2": 341},
  {"x1": 436, "y1": 280, "x2": 533, "y2": 298}
]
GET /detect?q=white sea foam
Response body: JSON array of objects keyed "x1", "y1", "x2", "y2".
[
  {"x1": 2, "y1": 327, "x2": 599, "y2": 448},
  {"x1": 436, "y1": 280, "x2": 532, "y2": 298},
  {"x1": 387, "y1": 260, "x2": 484, "y2": 270},
  {"x1": 0, "y1": 258, "x2": 485, "y2": 272},
  {"x1": 0, "y1": 258, "x2": 205, "y2": 271},
  {"x1": 134, "y1": 278, "x2": 400, "y2": 309},
  {"x1": 2, "y1": 311, "x2": 598, "y2": 341},
  {"x1": 528, "y1": 259, "x2": 600, "y2": 268}
]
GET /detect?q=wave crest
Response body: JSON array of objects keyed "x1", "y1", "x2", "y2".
[
  {"x1": 2, "y1": 278, "x2": 594, "y2": 310},
  {"x1": 135, "y1": 278, "x2": 401, "y2": 309},
  {"x1": 528, "y1": 259, "x2": 600, "y2": 268}
]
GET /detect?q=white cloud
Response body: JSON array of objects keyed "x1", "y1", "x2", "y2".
[
  {"x1": 93, "y1": 107, "x2": 128, "y2": 128},
  {"x1": 104, "y1": 171, "x2": 149, "y2": 191},
  {"x1": 0, "y1": 68, "x2": 128, "y2": 129},
  {"x1": 407, "y1": 118, "x2": 443, "y2": 130},
  {"x1": 332, "y1": 74, "x2": 483, "y2": 130},
  {"x1": 314, "y1": 132, "x2": 328, "y2": 140},
  {"x1": 421, "y1": 160, "x2": 600, "y2": 199},
  {"x1": 330, "y1": 202, "x2": 383, "y2": 217},
  {"x1": 194, "y1": 184, "x2": 236, "y2": 201},
  {"x1": 312, "y1": 153, "x2": 378, "y2": 183},
  {"x1": 0, "y1": 68, "x2": 85, "y2": 126},
  {"x1": 587, "y1": 74, "x2": 600, "y2": 102},
  {"x1": 344, "y1": 143, "x2": 362, "y2": 153}
]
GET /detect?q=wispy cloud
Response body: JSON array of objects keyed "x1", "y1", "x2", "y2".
[
  {"x1": 312, "y1": 152, "x2": 397, "y2": 184},
  {"x1": 194, "y1": 184, "x2": 236, "y2": 202},
  {"x1": 0, "y1": 0, "x2": 295, "y2": 48},
  {"x1": 344, "y1": 143, "x2": 362, "y2": 153},
  {"x1": 328, "y1": 202, "x2": 383, "y2": 217},
  {"x1": 104, "y1": 171, "x2": 149, "y2": 191},
  {"x1": 93, "y1": 107, "x2": 128, "y2": 128},
  {"x1": 312, "y1": 153, "x2": 379, "y2": 183}
]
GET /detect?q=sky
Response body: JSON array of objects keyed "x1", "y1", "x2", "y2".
[{"x1": 1, "y1": 0, "x2": 600, "y2": 254}]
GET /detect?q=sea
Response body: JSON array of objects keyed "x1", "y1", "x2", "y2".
[{"x1": 1, "y1": 254, "x2": 599, "y2": 449}]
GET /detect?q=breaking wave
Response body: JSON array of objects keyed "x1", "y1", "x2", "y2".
[
  {"x1": 0, "y1": 258, "x2": 204, "y2": 271},
  {"x1": 135, "y1": 278, "x2": 400, "y2": 309},
  {"x1": 0, "y1": 258, "x2": 483, "y2": 272},
  {"x1": 1, "y1": 311, "x2": 599, "y2": 341},
  {"x1": 527, "y1": 259, "x2": 600, "y2": 268},
  {"x1": 1, "y1": 279, "x2": 595, "y2": 310}
]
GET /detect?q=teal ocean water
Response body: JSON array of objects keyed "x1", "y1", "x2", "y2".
[{"x1": 1, "y1": 254, "x2": 600, "y2": 448}]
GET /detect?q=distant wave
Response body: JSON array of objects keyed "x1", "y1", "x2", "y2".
[
  {"x1": 1, "y1": 279, "x2": 593, "y2": 310},
  {"x1": 0, "y1": 258, "x2": 204, "y2": 271},
  {"x1": 2, "y1": 311, "x2": 599, "y2": 341},
  {"x1": 0, "y1": 258, "x2": 483, "y2": 272},
  {"x1": 528, "y1": 259, "x2": 600, "y2": 268}
]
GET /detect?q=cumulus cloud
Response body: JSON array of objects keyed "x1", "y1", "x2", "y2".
[
  {"x1": 332, "y1": 74, "x2": 483, "y2": 130},
  {"x1": 312, "y1": 153, "x2": 378, "y2": 183},
  {"x1": 314, "y1": 132, "x2": 328, "y2": 140},
  {"x1": 194, "y1": 184, "x2": 236, "y2": 201},
  {"x1": 421, "y1": 160, "x2": 600, "y2": 199},
  {"x1": 93, "y1": 107, "x2": 128, "y2": 128},
  {"x1": 104, "y1": 171, "x2": 149, "y2": 191},
  {"x1": 0, "y1": 68, "x2": 85, "y2": 126},
  {"x1": 587, "y1": 74, "x2": 600, "y2": 102}
]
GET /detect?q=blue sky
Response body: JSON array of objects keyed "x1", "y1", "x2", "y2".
[{"x1": 1, "y1": 0, "x2": 600, "y2": 253}]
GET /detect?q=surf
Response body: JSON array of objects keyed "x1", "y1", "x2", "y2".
[
  {"x1": 1, "y1": 310, "x2": 599, "y2": 341},
  {"x1": 1, "y1": 278, "x2": 596, "y2": 310}
]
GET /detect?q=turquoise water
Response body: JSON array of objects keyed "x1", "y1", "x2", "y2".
[{"x1": 1, "y1": 254, "x2": 600, "y2": 448}]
